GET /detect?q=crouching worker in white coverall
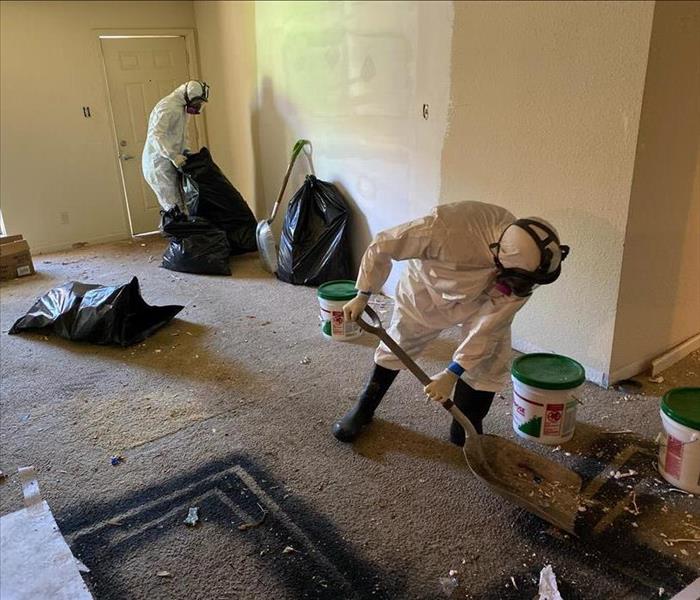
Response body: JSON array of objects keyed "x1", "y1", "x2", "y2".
[
  {"x1": 332, "y1": 201, "x2": 569, "y2": 444},
  {"x1": 142, "y1": 80, "x2": 209, "y2": 213}
]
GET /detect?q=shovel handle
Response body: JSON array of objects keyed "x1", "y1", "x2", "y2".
[
  {"x1": 358, "y1": 307, "x2": 479, "y2": 437},
  {"x1": 357, "y1": 307, "x2": 477, "y2": 437},
  {"x1": 269, "y1": 139, "x2": 311, "y2": 223},
  {"x1": 358, "y1": 306, "x2": 433, "y2": 387}
]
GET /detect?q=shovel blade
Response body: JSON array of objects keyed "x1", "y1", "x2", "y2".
[
  {"x1": 256, "y1": 221, "x2": 277, "y2": 273},
  {"x1": 462, "y1": 435, "x2": 581, "y2": 534}
]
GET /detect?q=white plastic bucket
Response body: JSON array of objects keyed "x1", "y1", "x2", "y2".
[
  {"x1": 317, "y1": 280, "x2": 361, "y2": 341},
  {"x1": 658, "y1": 388, "x2": 700, "y2": 493},
  {"x1": 512, "y1": 379, "x2": 581, "y2": 444},
  {"x1": 510, "y1": 353, "x2": 586, "y2": 445}
]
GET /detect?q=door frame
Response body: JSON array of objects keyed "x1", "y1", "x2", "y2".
[{"x1": 95, "y1": 28, "x2": 208, "y2": 236}]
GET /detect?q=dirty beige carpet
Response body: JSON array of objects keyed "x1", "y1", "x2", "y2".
[{"x1": 1, "y1": 238, "x2": 698, "y2": 599}]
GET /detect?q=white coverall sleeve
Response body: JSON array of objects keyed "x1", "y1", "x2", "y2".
[
  {"x1": 453, "y1": 294, "x2": 528, "y2": 391},
  {"x1": 148, "y1": 109, "x2": 180, "y2": 163},
  {"x1": 356, "y1": 215, "x2": 443, "y2": 293}
]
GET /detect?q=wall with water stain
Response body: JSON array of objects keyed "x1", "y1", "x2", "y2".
[{"x1": 253, "y1": 0, "x2": 453, "y2": 293}]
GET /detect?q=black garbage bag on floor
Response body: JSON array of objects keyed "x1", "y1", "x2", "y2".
[
  {"x1": 161, "y1": 208, "x2": 231, "y2": 275},
  {"x1": 277, "y1": 175, "x2": 352, "y2": 286},
  {"x1": 181, "y1": 147, "x2": 257, "y2": 255},
  {"x1": 8, "y1": 277, "x2": 183, "y2": 346}
]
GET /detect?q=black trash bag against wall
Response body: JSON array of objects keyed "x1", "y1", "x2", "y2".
[
  {"x1": 277, "y1": 175, "x2": 352, "y2": 286},
  {"x1": 8, "y1": 277, "x2": 183, "y2": 346},
  {"x1": 161, "y1": 208, "x2": 232, "y2": 276},
  {"x1": 181, "y1": 147, "x2": 257, "y2": 255}
]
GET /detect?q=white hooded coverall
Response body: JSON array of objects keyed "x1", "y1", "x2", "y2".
[
  {"x1": 142, "y1": 82, "x2": 198, "y2": 212},
  {"x1": 356, "y1": 201, "x2": 529, "y2": 392}
]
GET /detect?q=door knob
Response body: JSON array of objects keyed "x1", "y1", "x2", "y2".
[{"x1": 120, "y1": 154, "x2": 134, "y2": 161}]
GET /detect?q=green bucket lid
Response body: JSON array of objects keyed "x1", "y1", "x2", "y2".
[
  {"x1": 511, "y1": 353, "x2": 586, "y2": 390},
  {"x1": 661, "y1": 387, "x2": 700, "y2": 431},
  {"x1": 317, "y1": 280, "x2": 357, "y2": 302}
]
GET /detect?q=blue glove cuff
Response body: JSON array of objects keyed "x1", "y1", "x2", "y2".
[{"x1": 447, "y1": 362, "x2": 465, "y2": 377}]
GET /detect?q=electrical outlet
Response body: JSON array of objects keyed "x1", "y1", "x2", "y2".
[{"x1": 60, "y1": 211, "x2": 69, "y2": 225}]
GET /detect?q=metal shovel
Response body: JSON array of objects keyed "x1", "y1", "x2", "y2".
[
  {"x1": 357, "y1": 306, "x2": 582, "y2": 534},
  {"x1": 256, "y1": 139, "x2": 311, "y2": 273}
]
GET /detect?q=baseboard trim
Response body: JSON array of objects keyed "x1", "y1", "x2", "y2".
[
  {"x1": 608, "y1": 332, "x2": 700, "y2": 384},
  {"x1": 608, "y1": 358, "x2": 651, "y2": 387},
  {"x1": 32, "y1": 233, "x2": 131, "y2": 255},
  {"x1": 651, "y1": 333, "x2": 700, "y2": 377}
]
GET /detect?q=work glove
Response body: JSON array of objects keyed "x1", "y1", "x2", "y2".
[
  {"x1": 343, "y1": 293, "x2": 369, "y2": 322},
  {"x1": 424, "y1": 369, "x2": 459, "y2": 403},
  {"x1": 172, "y1": 154, "x2": 187, "y2": 169}
]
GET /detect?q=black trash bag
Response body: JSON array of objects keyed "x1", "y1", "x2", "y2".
[
  {"x1": 277, "y1": 175, "x2": 352, "y2": 286},
  {"x1": 181, "y1": 147, "x2": 257, "y2": 255},
  {"x1": 8, "y1": 277, "x2": 183, "y2": 347},
  {"x1": 161, "y1": 208, "x2": 231, "y2": 276}
]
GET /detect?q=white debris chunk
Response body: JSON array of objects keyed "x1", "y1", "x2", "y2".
[
  {"x1": 537, "y1": 565, "x2": 563, "y2": 600},
  {"x1": 438, "y1": 571, "x2": 459, "y2": 596},
  {"x1": 612, "y1": 469, "x2": 637, "y2": 479}
]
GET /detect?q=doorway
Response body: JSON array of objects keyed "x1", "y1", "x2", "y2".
[{"x1": 100, "y1": 35, "x2": 204, "y2": 235}]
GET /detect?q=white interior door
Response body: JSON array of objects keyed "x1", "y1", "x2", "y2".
[{"x1": 101, "y1": 37, "x2": 195, "y2": 235}]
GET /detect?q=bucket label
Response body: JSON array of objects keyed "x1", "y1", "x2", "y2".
[
  {"x1": 513, "y1": 397, "x2": 542, "y2": 437},
  {"x1": 664, "y1": 434, "x2": 684, "y2": 479},
  {"x1": 518, "y1": 415, "x2": 542, "y2": 437},
  {"x1": 331, "y1": 310, "x2": 345, "y2": 336},
  {"x1": 544, "y1": 403, "x2": 564, "y2": 437}
]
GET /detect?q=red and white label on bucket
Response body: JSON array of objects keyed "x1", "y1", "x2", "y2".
[
  {"x1": 331, "y1": 310, "x2": 345, "y2": 336},
  {"x1": 542, "y1": 402, "x2": 577, "y2": 437},
  {"x1": 544, "y1": 404, "x2": 564, "y2": 436},
  {"x1": 664, "y1": 434, "x2": 684, "y2": 479}
]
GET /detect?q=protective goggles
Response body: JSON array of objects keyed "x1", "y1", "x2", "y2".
[{"x1": 490, "y1": 219, "x2": 570, "y2": 294}]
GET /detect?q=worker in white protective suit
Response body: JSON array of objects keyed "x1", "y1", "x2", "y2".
[
  {"x1": 332, "y1": 201, "x2": 569, "y2": 444},
  {"x1": 142, "y1": 80, "x2": 209, "y2": 212}
]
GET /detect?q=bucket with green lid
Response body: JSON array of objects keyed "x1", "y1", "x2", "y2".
[
  {"x1": 658, "y1": 387, "x2": 700, "y2": 493},
  {"x1": 511, "y1": 353, "x2": 586, "y2": 445},
  {"x1": 317, "y1": 280, "x2": 362, "y2": 341}
]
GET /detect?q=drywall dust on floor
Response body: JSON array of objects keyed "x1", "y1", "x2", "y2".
[{"x1": 0, "y1": 239, "x2": 698, "y2": 599}]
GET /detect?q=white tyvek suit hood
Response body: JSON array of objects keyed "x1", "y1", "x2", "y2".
[
  {"x1": 498, "y1": 217, "x2": 561, "y2": 273},
  {"x1": 356, "y1": 201, "x2": 531, "y2": 392},
  {"x1": 141, "y1": 82, "x2": 199, "y2": 212}
]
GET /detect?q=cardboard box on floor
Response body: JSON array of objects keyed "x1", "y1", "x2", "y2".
[{"x1": 0, "y1": 234, "x2": 35, "y2": 281}]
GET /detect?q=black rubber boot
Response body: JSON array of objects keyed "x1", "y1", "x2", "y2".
[
  {"x1": 449, "y1": 380, "x2": 495, "y2": 445},
  {"x1": 332, "y1": 364, "x2": 399, "y2": 442}
]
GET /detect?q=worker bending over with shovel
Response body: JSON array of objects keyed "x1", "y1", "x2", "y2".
[
  {"x1": 142, "y1": 80, "x2": 209, "y2": 213},
  {"x1": 332, "y1": 201, "x2": 569, "y2": 445}
]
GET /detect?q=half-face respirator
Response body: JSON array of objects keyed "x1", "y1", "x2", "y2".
[
  {"x1": 184, "y1": 81, "x2": 209, "y2": 114},
  {"x1": 490, "y1": 219, "x2": 570, "y2": 297}
]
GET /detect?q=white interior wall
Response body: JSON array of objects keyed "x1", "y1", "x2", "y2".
[
  {"x1": 193, "y1": 1, "x2": 259, "y2": 215},
  {"x1": 254, "y1": 0, "x2": 453, "y2": 292},
  {"x1": 439, "y1": 1, "x2": 655, "y2": 384},
  {"x1": 610, "y1": 1, "x2": 700, "y2": 380},
  {"x1": 0, "y1": 1, "x2": 195, "y2": 253}
]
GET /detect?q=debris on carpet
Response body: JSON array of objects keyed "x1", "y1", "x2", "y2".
[
  {"x1": 537, "y1": 564, "x2": 563, "y2": 600},
  {"x1": 184, "y1": 507, "x2": 200, "y2": 527},
  {"x1": 110, "y1": 455, "x2": 124, "y2": 467},
  {"x1": 238, "y1": 503, "x2": 267, "y2": 531},
  {"x1": 438, "y1": 569, "x2": 459, "y2": 596}
]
